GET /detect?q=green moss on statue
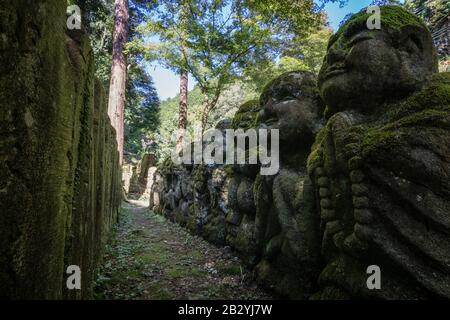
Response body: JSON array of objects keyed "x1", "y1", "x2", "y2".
[
  {"x1": 311, "y1": 4, "x2": 450, "y2": 299},
  {"x1": 193, "y1": 165, "x2": 208, "y2": 193},
  {"x1": 361, "y1": 73, "x2": 450, "y2": 160},
  {"x1": 232, "y1": 100, "x2": 261, "y2": 130},
  {"x1": 224, "y1": 165, "x2": 234, "y2": 177},
  {"x1": 160, "y1": 157, "x2": 174, "y2": 175},
  {"x1": 187, "y1": 205, "x2": 197, "y2": 234},
  {"x1": 329, "y1": 5, "x2": 427, "y2": 47}
]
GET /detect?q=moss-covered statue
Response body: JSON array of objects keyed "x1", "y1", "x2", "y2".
[
  {"x1": 308, "y1": 5, "x2": 450, "y2": 299},
  {"x1": 253, "y1": 71, "x2": 325, "y2": 298},
  {"x1": 225, "y1": 100, "x2": 262, "y2": 265}
]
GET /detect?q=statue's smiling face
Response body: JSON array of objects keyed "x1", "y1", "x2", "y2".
[
  {"x1": 259, "y1": 72, "x2": 323, "y2": 144},
  {"x1": 262, "y1": 97, "x2": 318, "y2": 143},
  {"x1": 318, "y1": 29, "x2": 403, "y2": 112},
  {"x1": 318, "y1": 7, "x2": 437, "y2": 114}
]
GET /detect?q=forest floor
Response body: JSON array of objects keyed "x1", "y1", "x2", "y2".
[{"x1": 94, "y1": 200, "x2": 273, "y2": 300}]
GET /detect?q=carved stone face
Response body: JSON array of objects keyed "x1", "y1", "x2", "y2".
[
  {"x1": 318, "y1": 6, "x2": 438, "y2": 114},
  {"x1": 260, "y1": 72, "x2": 323, "y2": 144}
]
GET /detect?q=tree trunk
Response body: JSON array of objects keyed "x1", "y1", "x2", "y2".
[
  {"x1": 175, "y1": 1, "x2": 189, "y2": 155},
  {"x1": 176, "y1": 69, "x2": 188, "y2": 154},
  {"x1": 200, "y1": 94, "x2": 220, "y2": 135},
  {"x1": 201, "y1": 100, "x2": 211, "y2": 136},
  {"x1": 108, "y1": 0, "x2": 129, "y2": 164}
]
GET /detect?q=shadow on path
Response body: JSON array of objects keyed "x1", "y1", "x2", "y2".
[{"x1": 94, "y1": 201, "x2": 273, "y2": 300}]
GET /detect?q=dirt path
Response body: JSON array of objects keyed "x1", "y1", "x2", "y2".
[{"x1": 94, "y1": 200, "x2": 273, "y2": 300}]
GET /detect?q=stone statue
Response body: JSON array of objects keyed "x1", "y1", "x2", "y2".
[
  {"x1": 308, "y1": 5, "x2": 450, "y2": 299},
  {"x1": 254, "y1": 71, "x2": 325, "y2": 298},
  {"x1": 225, "y1": 100, "x2": 262, "y2": 265}
]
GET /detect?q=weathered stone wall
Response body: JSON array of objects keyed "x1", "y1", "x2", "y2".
[
  {"x1": 127, "y1": 153, "x2": 156, "y2": 197},
  {"x1": 152, "y1": 159, "x2": 231, "y2": 247},
  {"x1": 0, "y1": 1, "x2": 122, "y2": 299}
]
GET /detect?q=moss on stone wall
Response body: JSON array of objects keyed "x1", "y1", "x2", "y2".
[{"x1": 0, "y1": 1, "x2": 122, "y2": 299}]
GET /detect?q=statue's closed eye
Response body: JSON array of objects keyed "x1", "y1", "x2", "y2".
[{"x1": 347, "y1": 35, "x2": 373, "y2": 48}]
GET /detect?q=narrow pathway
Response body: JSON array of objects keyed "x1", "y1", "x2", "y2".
[{"x1": 94, "y1": 200, "x2": 273, "y2": 300}]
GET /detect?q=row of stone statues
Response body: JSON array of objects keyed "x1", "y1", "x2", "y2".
[{"x1": 150, "y1": 6, "x2": 450, "y2": 299}]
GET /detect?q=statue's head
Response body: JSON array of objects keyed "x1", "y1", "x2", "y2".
[
  {"x1": 260, "y1": 71, "x2": 324, "y2": 145},
  {"x1": 318, "y1": 5, "x2": 438, "y2": 115}
]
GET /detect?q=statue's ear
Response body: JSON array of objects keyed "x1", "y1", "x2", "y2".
[
  {"x1": 397, "y1": 25, "x2": 427, "y2": 55},
  {"x1": 397, "y1": 25, "x2": 439, "y2": 73},
  {"x1": 396, "y1": 25, "x2": 438, "y2": 82}
]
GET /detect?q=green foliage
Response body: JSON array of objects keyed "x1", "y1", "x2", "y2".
[
  {"x1": 404, "y1": 0, "x2": 450, "y2": 24},
  {"x1": 404, "y1": 0, "x2": 449, "y2": 68},
  {"x1": 77, "y1": 0, "x2": 161, "y2": 159},
  {"x1": 154, "y1": 81, "x2": 256, "y2": 162},
  {"x1": 75, "y1": 0, "x2": 114, "y2": 87},
  {"x1": 243, "y1": 57, "x2": 307, "y2": 94},
  {"x1": 124, "y1": 58, "x2": 160, "y2": 157},
  {"x1": 244, "y1": 27, "x2": 332, "y2": 92},
  {"x1": 81, "y1": 0, "x2": 335, "y2": 161},
  {"x1": 369, "y1": 0, "x2": 402, "y2": 6},
  {"x1": 132, "y1": 0, "x2": 329, "y2": 128},
  {"x1": 284, "y1": 27, "x2": 333, "y2": 75},
  {"x1": 151, "y1": 22, "x2": 332, "y2": 161}
]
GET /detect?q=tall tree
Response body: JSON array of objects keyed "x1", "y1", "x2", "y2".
[
  {"x1": 176, "y1": 0, "x2": 190, "y2": 154},
  {"x1": 78, "y1": 0, "x2": 160, "y2": 159},
  {"x1": 124, "y1": 57, "x2": 160, "y2": 157},
  {"x1": 136, "y1": 0, "x2": 327, "y2": 133},
  {"x1": 75, "y1": 0, "x2": 114, "y2": 87},
  {"x1": 177, "y1": 69, "x2": 189, "y2": 152},
  {"x1": 108, "y1": 0, "x2": 130, "y2": 164}
]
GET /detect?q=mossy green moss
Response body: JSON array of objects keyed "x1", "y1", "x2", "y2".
[
  {"x1": 192, "y1": 165, "x2": 208, "y2": 193},
  {"x1": 224, "y1": 164, "x2": 234, "y2": 177},
  {"x1": 260, "y1": 71, "x2": 320, "y2": 109},
  {"x1": 217, "y1": 263, "x2": 241, "y2": 275},
  {"x1": 187, "y1": 204, "x2": 197, "y2": 234},
  {"x1": 307, "y1": 125, "x2": 329, "y2": 176},
  {"x1": 203, "y1": 214, "x2": 227, "y2": 246},
  {"x1": 232, "y1": 100, "x2": 261, "y2": 130},
  {"x1": 329, "y1": 5, "x2": 428, "y2": 47},
  {"x1": 160, "y1": 157, "x2": 174, "y2": 175},
  {"x1": 384, "y1": 72, "x2": 450, "y2": 121},
  {"x1": 362, "y1": 72, "x2": 450, "y2": 157},
  {"x1": 0, "y1": 1, "x2": 122, "y2": 299}
]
